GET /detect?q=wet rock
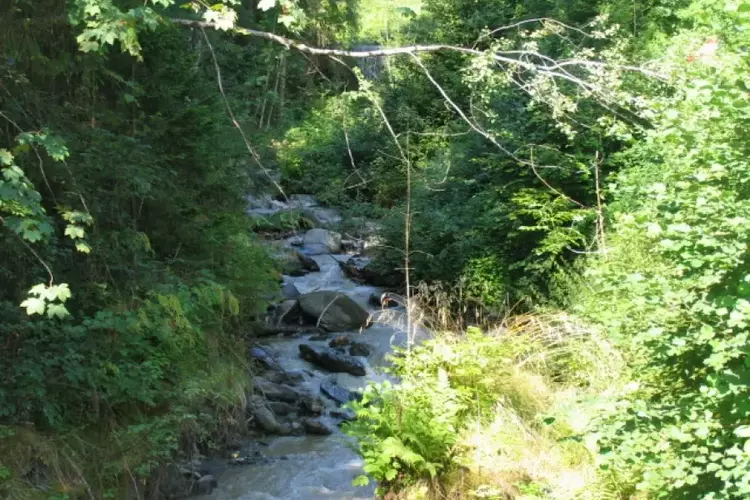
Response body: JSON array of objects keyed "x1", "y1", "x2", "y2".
[
  {"x1": 261, "y1": 368, "x2": 306, "y2": 386},
  {"x1": 330, "y1": 408, "x2": 357, "y2": 422},
  {"x1": 288, "y1": 235, "x2": 304, "y2": 247},
  {"x1": 279, "y1": 420, "x2": 305, "y2": 436},
  {"x1": 298, "y1": 291, "x2": 370, "y2": 332},
  {"x1": 193, "y1": 474, "x2": 217, "y2": 495},
  {"x1": 320, "y1": 379, "x2": 357, "y2": 405},
  {"x1": 339, "y1": 256, "x2": 401, "y2": 287},
  {"x1": 282, "y1": 281, "x2": 301, "y2": 300},
  {"x1": 303, "y1": 417, "x2": 335, "y2": 435},
  {"x1": 303, "y1": 229, "x2": 342, "y2": 254},
  {"x1": 299, "y1": 344, "x2": 367, "y2": 376},
  {"x1": 254, "y1": 378, "x2": 300, "y2": 403},
  {"x1": 273, "y1": 299, "x2": 303, "y2": 325},
  {"x1": 329, "y1": 335, "x2": 351, "y2": 348},
  {"x1": 349, "y1": 341, "x2": 372, "y2": 357},
  {"x1": 296, "y1": 251, "x2": 320, "y2": 272},
  {"x1": 248, "y1": 397, "x2": 281, "y2": 433},
  {"x1": 302, "y1": 207, "x2": 342, "y2": 227},
  {"x1": 268, "y1": 401, "x2": 297, "y2": 417},
  {"x1": 369, "y1": 292, "x2": 399, "y2": 309},
  {"x1": 299, "y1": 393, "x2": 325, "y2": 415},
  {"x1": 250, "y1": 346, "x2": 279, "y2": 370}
]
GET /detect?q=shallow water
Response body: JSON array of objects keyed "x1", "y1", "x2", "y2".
[{"x1": 200, "y1": 250, "x2": 425, "y2": 499}]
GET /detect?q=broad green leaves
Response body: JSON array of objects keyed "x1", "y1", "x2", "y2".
[{"x1": 20, "y1": 284, "x2": 72, "y2": 319}]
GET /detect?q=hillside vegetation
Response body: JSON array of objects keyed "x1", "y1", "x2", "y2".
[{"x1": 2, "y1": 0, "x2": 750, "y2": 498}]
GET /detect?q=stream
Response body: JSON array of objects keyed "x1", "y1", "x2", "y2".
[{"x1": 196, "y1": 198, "x2": 425, "y2": 499}]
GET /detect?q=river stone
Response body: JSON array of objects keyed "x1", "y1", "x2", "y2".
[
  {"x1": 349, "y1": 341, "x2": 372, "y2": 357},
  {"x1": 193, "y1": 475, "x2": 217, "y2": 495},
  {"x1": 303, "y1": 417, "x2": 335, "y2": 435},
  {"x1": 299, "y1": 344, "x2": 367, "y2": 376},
  {"x1": 274, "y1": 299, "x2": 302, "y2": 325},
  {"x1": 296, "y1": 251, "x2": 320, "y2": 272},
  {"x1": 339, "y1": 255, "x2": 401, "y2": 287},
  {"x1": 248, "y1": 397, "x2": 281, "y2": 433},
  {"x1": 250, "y1": 346, "x2": 279, "y2": 370},
  {"x1": 299, "y1": 393, "x2": 325, "y2": 415},
  {"x1": 268, "y1": 401, "x2": 297, "y2": 417},
  {"x1": 329, "y1": 335, "x2": 351, "y2": 348},
  {"x1": 298, "y1": 291, "x2": 369, "y2": 332},
  {"x1": 282, "y1": 281, "x2": 301, "y2": 300},
  {"x1": 303, "y1": 229, "x2": 342, "y2": 254},
  {"x1": 330, "y1": 408, "x2": 357, "y2": 422},
  {"x1": 254, "y1": 378, "x2": 300, "y2": 403},
  {"x1": 261, "y1": 368, "x2": 306, "y2": 386},
  {"x1": 319, "y1": 379, "x2": 357, "y2": 405}
]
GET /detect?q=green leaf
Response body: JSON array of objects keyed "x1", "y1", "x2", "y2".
[
  {"x1": 20, "y1": 297, "x2": 46, "y2": 316},
  {"x1": 352, "y1": 475, "x2": 370, "y2": 487},
  {"x1": 75, "y1": 241, "x2": 92, "y2": 254},
  {"x1": 65, "y1": 225, "x2": 86, "y2": 239},
  {"x1": 257, "y1": 0, "x2": 276, "y2": 11},
  {"x1": 46, "y1": 303, "x2": 69, "y2": 319},
  {"x1": 0, "y1": 149, "x2": 13, "y2": 166}
]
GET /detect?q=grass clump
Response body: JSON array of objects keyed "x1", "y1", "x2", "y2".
[{"x1": 345, "y1": 307, "x2": 627, "y2": 499}]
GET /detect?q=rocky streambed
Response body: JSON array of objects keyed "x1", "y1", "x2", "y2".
[{"x1": 191, "y1": 195, "x2": 425, "y2": 499}]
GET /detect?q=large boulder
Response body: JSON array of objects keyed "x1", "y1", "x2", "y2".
[
  {"x1": 298, "y1": 344, "x2": 367, "y2": 376},
  {"x1": 298, "y1": 291, "x2": 369, "y2": 332},
  {"x1": 254, "y1": 378, "x2": 300, "y2": 403},
  {"x1": 303, "y1": 229, "x2": 342, "y2": 254},
  {"x1": 282, "y1": 281, "x2": 301, "y2": 300}
]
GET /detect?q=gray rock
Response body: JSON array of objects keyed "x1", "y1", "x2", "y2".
[
  {"x1": 303, "y1": 417, "x2": 335, "y2": 435},
  {"x1": 282, "y1": 281, "x2": 301, "y2": 300},
  {"x1": 303, "y1": 229, "x2": 342, "y2": 253},
  {"x1": 250, "y1": 346, "x2": 279, "y2": 370},
  {"x1": 349, "y1": 341, "x2": 372, "y2": 357},
  {"x1": 273, "y1": 299, "x2": 302, "y2": 325},
  {"x1": 320, "y1": 379, "x2": 358, "y2": 405},
  {"x1": 299, "y1": 393, "x2": 325, "y2": 415},
  {"x1": 339, "y1": 256, "x2": 401, "y2": 287},
  {"x1": 329, "y1": 335, "x2": 351, "y2": 348},
  {"x1": 330, "y1": 408, "x2": 357, "y2": 422},
  {"x1": 193, "y1": 474, "x2": 217, "y2": 495},
  {"x1": 268, "y1": 401, "x2": 297, "y2": 417},
  {"x1": 262, "y1": 368, "x2": 306, "y2": 386},
  {"x1": 298, "y1": 291, "x2": 370, "y2": 332},
  {"x1": 288, "y1": 235, "x2": 304, "y2": 247},
  {"x1": 299, "y1": 344, "x2": 367, "y2": 376},
  {"x1": 248, "y1": 397, "x2": 281, "y2": 433},
  {"x1": 296, "y1": 251, "x2": 320, "y2": 272},
  {"x1": 254, "y1": 378, "x2": 300, "y2": 403}
]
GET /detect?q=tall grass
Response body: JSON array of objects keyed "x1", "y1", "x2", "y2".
[{"x1": 348, "y1": 283, "x2": 630, "y2": 499}]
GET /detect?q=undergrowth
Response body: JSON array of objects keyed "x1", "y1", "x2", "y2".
[{"x1": 345, "y1": 307, "x2": 628, "y2": 499}]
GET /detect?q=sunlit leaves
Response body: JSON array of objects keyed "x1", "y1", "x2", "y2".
[{"x1": 20, "y1": 283, "x2": 72, "y2": 319}]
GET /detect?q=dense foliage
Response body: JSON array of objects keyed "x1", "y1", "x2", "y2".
[{"x1": 3, "y1": 0, "x2": 750, "y2": 498}]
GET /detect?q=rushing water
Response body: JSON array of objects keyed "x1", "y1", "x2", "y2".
[{"x1": 199, "y1": 242, "x2": 423, "y2": 499}]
